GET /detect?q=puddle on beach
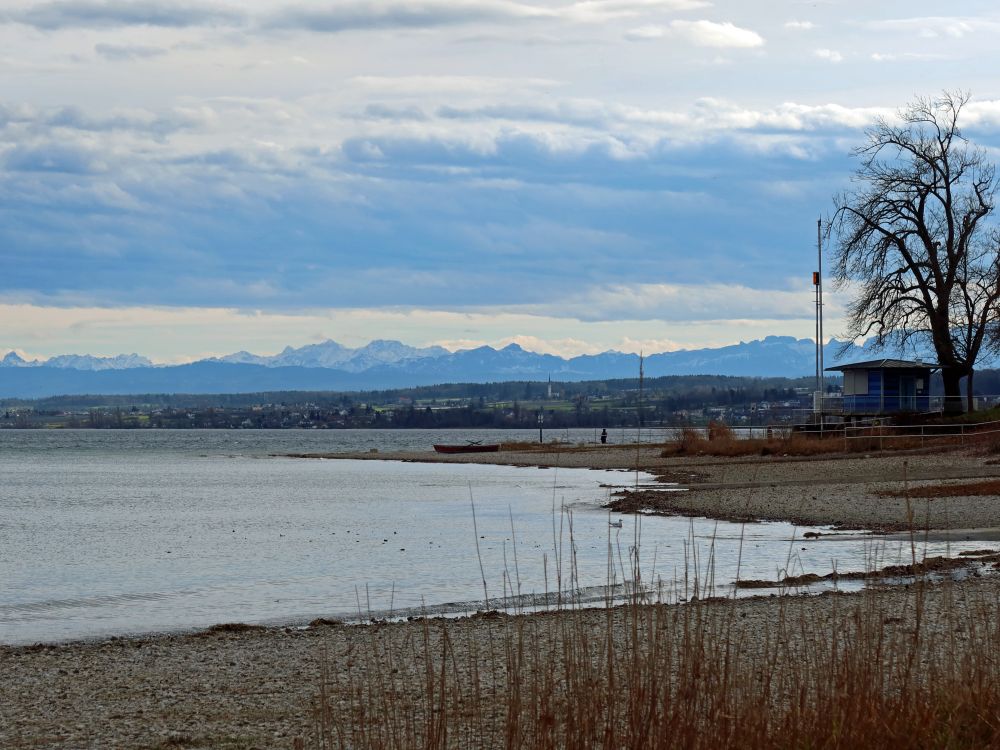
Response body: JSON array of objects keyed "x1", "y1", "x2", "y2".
[{"x1": 2, "y1": 431, "x2": 998, "y2": 645}]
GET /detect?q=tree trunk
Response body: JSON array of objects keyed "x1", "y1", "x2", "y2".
[
  {"x1": 942, "y1": 367, "x2": 965, "y2": 415},
  {"x1": 967, "y1": 369, "x2": 976, "y2": 413}
]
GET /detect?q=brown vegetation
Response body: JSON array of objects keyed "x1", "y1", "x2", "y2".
[
  {"x1": 736, "y1": 554, "x2": 1000, "y2": 589},
  {"x1": 876, "y1": 478, "x2": 1000, "y2": 499},
  {"x1": 201, "y1": 622, "x2": 265, "y2": 634},
  {"x1": 300, "y1": 580, "x2": 1000, "y2": 749},
  {"x1": 661, "y1": 421, "x2": 938, "y2": 458}
]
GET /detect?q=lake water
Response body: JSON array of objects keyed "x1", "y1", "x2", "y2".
[{"x1": 0, "y1": 429, "x2": 993, "y2": 645}]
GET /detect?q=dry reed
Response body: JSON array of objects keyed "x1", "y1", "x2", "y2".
[
  {"x1": 662, "y1": 421, "x2": 935, "y2": 458},
  {"x1": 297, "y1": 452, "x2": 1000, "y2": 749},
  {"x1": 299, "y1": 513, "x2": 1000, "y2": 750}
]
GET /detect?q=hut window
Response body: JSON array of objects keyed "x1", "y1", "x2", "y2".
[
  {"x1": 844, "y1": 370, "x2": 869, "y2": 396},
  {"x1": 916, "y1": 378, "x2": 924, "y2": 390}
]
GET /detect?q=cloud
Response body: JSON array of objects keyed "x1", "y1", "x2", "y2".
[
  {"x1": 564, "y1": 0, "x2": 710, "y2": 22},
  {"x1": 624, "y1": 24, "x2": 665, "y2": 40},
  {"x1": 525, "y1": 281, "x2": 844, "y2": 323},
  {"x1": 265, "y1": 0, "x2": 713, "y2": 33},
  {"x1": 0, "y1": 102, "x2": 206, "y2": 137},
  {"x1": 362, "y1": 103, "x2": 431, "y2": 122},
  {"x1": 0, "y1": 302, "x2": 831, "y2": 362},
  {"x1": 2, "y1": 142, "x2": 107, "y2": 173},
  {"x1": 814, "y1": 48, "x2": 843, "y2": 63},
  {"x1": 0, "y1": 0, "x2": 754, "y2": 43},
  {"x1": 263, "y1": 1, "x2": 544, "y2": 33},
  {"x1": 423, "y1": 96, "x2": 884, "y2": 138},
  {"x1": 350, "y1": 74, "x2": 561, "y2": 95},
  {"x1": 867, "y1": 16, "x2": 1000, "y2": 39},
  {"x1": 493, "y1": 334, "x2": 606, "y2": 356},
  {"x1": 635, "y1": 20, "x2": 764, "y2": 48},
  {"x1": 870, "y1": 51, "x2": 948, "y2": 63},
  {"x1": 784, "y1": 20, "x2": 815, "y2": 30},
  {"x1": 0, "y1": 90, "x2": 966, "y2": 324},
  {"x1": 2, "y1": 1, "x2": 245, "y2": 29},
  {"x1": 94, "y1": 43, "x2": 168, "y2": 61}
]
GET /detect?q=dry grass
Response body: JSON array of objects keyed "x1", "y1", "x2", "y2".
[
  {"x1": 290, "y1": 447, "x2": 1000, "y2": 749},
  {"x1": 297, "y1": 500, "x2": 1000, "y2": 750},
  {"x1": 876, "y1": 478, "x2": 1000, "y2": 499},
  {"x1": 661, "y1": 421, "x2": 932, "y2": 458},
  {"x1": 298, "y1": 580, "x2": 1000, "y2": 749}
]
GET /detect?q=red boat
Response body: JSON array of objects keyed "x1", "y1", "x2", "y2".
[{"x1": 433, "y1": 443, "x2": 501, "y2": 454}]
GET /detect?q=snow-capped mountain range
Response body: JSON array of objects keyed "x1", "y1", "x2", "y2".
[
  {"x1": 210, "y1": 339, "x2": 450, "y2": 372},
  {"x1": 0, "y1": 336, "x2": 860, "y2": 376},
  {"x1": 0, "y1": 336, "x2": 935, "y2": 399},
  {"x1": 1, "y1": 351, "x2": 154, "y2": 371}
]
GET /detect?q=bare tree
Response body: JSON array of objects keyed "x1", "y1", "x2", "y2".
[{"x1": 832, "y1": 92, "x2": 1000, "y2": 413}]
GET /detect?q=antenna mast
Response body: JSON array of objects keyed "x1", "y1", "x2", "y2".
[
  {"x1": 813, "y1": 218, "x2": 825, "y2": 416},
  {"x1": 818, "y1": 217, "x2": 824, "y2": 383}
]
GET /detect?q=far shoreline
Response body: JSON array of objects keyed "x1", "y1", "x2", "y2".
[{"x1": 283, "y1": 443, "x2": 1000, "y2": 533}]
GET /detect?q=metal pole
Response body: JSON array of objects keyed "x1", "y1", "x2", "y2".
[
  {"x1": 817, "y1": 218, "x2": 824, "y2": 381},
  {"x1": 818, "y1": 218, "x2": 824, "y2": 437},
  {"x1": 815, "y1": 278, "x2": 820, "y2": 395}
]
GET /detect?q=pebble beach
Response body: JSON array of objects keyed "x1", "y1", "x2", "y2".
[{"x1": 5, "y1": 443, "x2": 1000, "y2": 748}]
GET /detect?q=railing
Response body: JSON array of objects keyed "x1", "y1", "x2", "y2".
[
  {"x1": 927, "y1": 395, "x2": 1000, "y2": 412},
  {"x1": 816, "y1": 394, "x2": 1000, "y2": 415},
  {"x1": 795, "y1": 415, "x2": 1000, "y2": 449},
  {"x1": 819, "y1": 396, "x2": 843, "y2": 413}
]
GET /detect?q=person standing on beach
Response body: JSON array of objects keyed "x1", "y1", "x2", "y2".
[{"x1": 600, "y1": 428, "x2": 608, "y2": 444}]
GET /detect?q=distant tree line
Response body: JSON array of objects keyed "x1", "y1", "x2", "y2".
[
  {"x1": 9, "y1": 368, "x2": 1000, "y2": 429},
  {"x1": 1, "y1": 374, "x2": 823, "y2": 412}
]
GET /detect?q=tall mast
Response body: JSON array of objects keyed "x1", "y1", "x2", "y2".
[{"x1": 817, "y1": 217, "x2": 824, "y2": 386}]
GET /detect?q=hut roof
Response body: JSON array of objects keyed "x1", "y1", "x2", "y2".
[{"x1": 825, "y1": 358, "x2": 938, "y2": 372}]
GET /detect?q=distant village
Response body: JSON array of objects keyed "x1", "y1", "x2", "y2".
[{"x1": 0, "y1": 375, "x2": 825, "y2": 430}]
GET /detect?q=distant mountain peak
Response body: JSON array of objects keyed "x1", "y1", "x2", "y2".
[
  {"x1": 1, "y1": 351, "x2": 29, "y2": 367},
  {"x1": 211, "y1": 338, "x2": 450, "y2": 372},
  {"x1": 43, "y1": 353, "x2": 153, "y2": 371},
  {"x1": 0, "y1": 351, "x2": 153, "y2": 371}
]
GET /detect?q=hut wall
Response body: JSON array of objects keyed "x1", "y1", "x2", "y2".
[{"x1": 842, "y1": 368, "x2": 932, "y2": 414}]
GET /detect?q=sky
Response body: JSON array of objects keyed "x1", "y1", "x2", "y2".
[{"x1": 3, "y1": 0, "x2": 1000, "y2": 362}]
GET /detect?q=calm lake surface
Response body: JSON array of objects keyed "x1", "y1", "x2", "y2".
[{"x1": 0, "y1": 429, "x2": 990, "y2": 645}]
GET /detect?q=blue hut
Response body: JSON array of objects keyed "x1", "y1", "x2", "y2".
[{"x1": 825, "y1": 359, "x2": 937, "y2": 415}]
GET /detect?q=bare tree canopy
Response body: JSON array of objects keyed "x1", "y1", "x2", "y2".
[{"x1": 832, "y1": 92, "x2": 1000, "y2": 413}]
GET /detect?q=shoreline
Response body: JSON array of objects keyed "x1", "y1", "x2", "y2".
[
  {"x1": 7, "y1": 444, "x2": 1000, "y2": 747},
  {"x1": 4, "y1": 576, "x2": 999, "y2": 748},
  {"x1": 285, "y1": 443, "x2": 1000, "y2": 533}
]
